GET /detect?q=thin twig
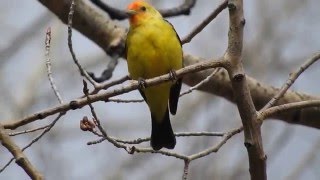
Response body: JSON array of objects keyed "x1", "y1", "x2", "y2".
[
  {"x1": 0, "y1": 113, "x2": 65, "y2": 173},
  {"x1": 88, "y1": 131, "x2": 225, "y2": 145},
  {"x1": 89, "y1": 75, "x2": 130, "y2": 95},
  {"x1": 260, "y1": 100, "x2": 320, "y2": 120},
  {"x1": 180, "y1": 68, "x2": 220, "y2": 96},
  {"x1": 188, "y1": 127, "x2": 243, "y2": 161},
  {"x1": 260, "y1": 52, "x2": 320, "y2": 112},
  {"x1": 68, "y1": 0, "x2": 98, "y2": 87},
  {"x1": 182, "y1": 160, "x2": 190, "y2": 180},
  {"x1": 108, "y1": 98, "x2": 144, "y2": 103},
  {"x1": 45, "y1": 27, "x2": 63, "y2": 104},
  {"x1": 82, "y1": 80, "x2": 128, "y2": 151},
  {"x1": 9, "y1": 125, "x2": 50, "y2": 136},
  {"x1": 86, "y1": 125, "x2": 241, "y2": 162},
  {"x1": 181, "y1": 0, "x2": 228, "y2": 44}
]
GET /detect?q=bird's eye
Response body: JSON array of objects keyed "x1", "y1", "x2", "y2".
[{"x1": 140, "y1": 6, "x2": 146, "y2": 11}]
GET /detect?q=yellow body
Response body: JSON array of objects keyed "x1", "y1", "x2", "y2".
[
  {"x1": 126, "y1": 2, "x2": 182, "y2": 122},
  {"x1": 125, "y1": 0, "x2": 182, "y2": 150}
]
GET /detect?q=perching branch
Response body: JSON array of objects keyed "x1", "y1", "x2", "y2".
[{"x1": 3, "y1": 58, "x2": 225, "y2": 130}]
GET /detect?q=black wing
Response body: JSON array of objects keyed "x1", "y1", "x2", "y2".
[{"x1": 164, "y1": 20, "x2": 183, "y2": 115}]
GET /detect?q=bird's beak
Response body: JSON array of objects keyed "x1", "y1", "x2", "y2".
[{"x1": 126, "y1": 9, "x2": 137, "y2": 16}]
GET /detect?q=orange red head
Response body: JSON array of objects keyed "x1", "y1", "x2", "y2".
[{"x1": 126, "y1": 0, "x2": 161, "y2": 26}]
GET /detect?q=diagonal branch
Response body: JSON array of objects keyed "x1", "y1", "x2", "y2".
[
  {"x1": 260, "y1": 52, "x2": 320, "y2": 111},
  {"x1": 0, "y1": 124, "x2": 43, "y2": 180},
  {"x1": 182, "y1": 0, "x2": 228, "y2": 44}
]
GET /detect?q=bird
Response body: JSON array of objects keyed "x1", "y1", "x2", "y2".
[{"x1": 125, "y1": 0, "x2": 183, "y2": 150}]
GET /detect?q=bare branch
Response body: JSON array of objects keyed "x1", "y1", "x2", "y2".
[
  {"x1": 67, "y1": 0, "x2": 99, "y2": 87},
  {"x1": 180, "y1": 68, "x2": 220, "y2": 96},
  {"x1": 45, "y1": 27, "x2": 64, "y2": 104},
  {"x1": 0, "y1": 124, "x2": 43, "y2": 179},
  {"x1": 182, "y1": 0, "x2": 228, "y2": 44},
  {"x1": 0, "y1": 113, "x2": 65, "y2": 173},
  {"x1": 89, "y1": 75, "x2": 130, "y2": 95},
  {"x1": 260, "y1": 100, "x2": 320, "y2": 121},
  {"x1": 9, "y1": 125, "x2": 50, "y2": 136},
  {"x1": 261, "y1": 52, "x2": 320, "y2": 111},
  {"x1": 88, "y1": 131, "x2": 225, "y2": 145},
  {"x1": 82, "y1": 80, "x2": 128, "y2": 150},
  {"x1": 188, "y1": 127, "x2": 243, "y2": 161},
  {"x1": 224, "y1": 0, "x2": 266, "y2": 179},
  {"x1": 182, "y1": 160, "x2": 190, "y2": 180},
  {"x1": 3, "y1": 58, "x2": 224, "y2": 130}
]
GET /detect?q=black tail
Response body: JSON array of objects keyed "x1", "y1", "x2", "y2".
[{"x1": 151, "y1": 109, "x2": 176, "y2": 150}]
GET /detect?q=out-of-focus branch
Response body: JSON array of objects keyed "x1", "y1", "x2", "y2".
[
  {"x1": 224, "y1": 0, "x2": 266, "y2": 179},
  {"x1": 90, "y1": 0, "x2": 196, "y2": 20},
  {"x1": 285, "y1": 139, "x2": 320, "y2": 180},
  {"x1": 37, "y1": 0, "x2": 320, "y2": 129},
  {"x1": 38, "y1": 0, "x2": 126, "y2": 57},
  {"x1": 0, "y1": 124, "x2": 43, "y2": 180},
  {"x1": 0, "y1": 12, "x2": 52, "y2": 66}
]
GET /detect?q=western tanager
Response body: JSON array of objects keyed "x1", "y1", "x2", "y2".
[{"x1": 125, "y1": 0, "x2": 183, "y2": 150}]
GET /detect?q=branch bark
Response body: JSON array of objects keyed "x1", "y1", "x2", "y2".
[
  {"x1": 0, "y1": 124, "x2": 43, "y2": 180},
  {"x1": 224, "y1": 0, "x2": 266, "y2": 179}
]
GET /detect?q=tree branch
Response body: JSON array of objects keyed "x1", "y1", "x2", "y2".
[
  {"x1": 224, "y1": 0, "x2": 266, "y2": 179},
  {"x1": 0, "y1": 124, "x2": 43, "y2": 180},
  {"x1": 181, "y1": 0, "x2": 228, "y2": 44},
  {"x1": 3, "y1": 58, "x2": 225, "y2": 130}
]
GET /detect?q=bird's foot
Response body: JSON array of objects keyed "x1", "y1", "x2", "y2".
[
  {"x1": 169, "y1": 70, "x2": 177, "y2": 82},
  {"x1": 138, "y1": 77, "x2": 147, "y2": 89}
]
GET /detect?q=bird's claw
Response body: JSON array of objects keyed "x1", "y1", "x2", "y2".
[
  {"x1": 138, "y1": 78, "x2": 147, "y2": 89},
  {"x1": 169, "y1": 70, "x2": 177, "y2": 82}
]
